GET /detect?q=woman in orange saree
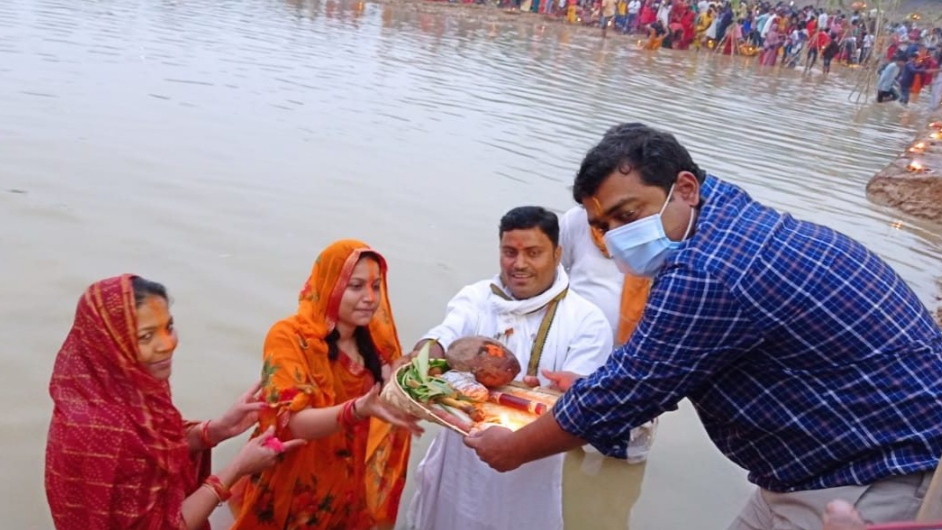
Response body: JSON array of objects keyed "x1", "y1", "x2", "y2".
[
  {"x1": 911, "y1": 49, "x2": 930, "y2": 101},
  {"x1": 231, "y1": 240, "x2": 419, "y2": 530},
  {"x1": 45, "y1": 275, "x2": 295, "y2": 530}
]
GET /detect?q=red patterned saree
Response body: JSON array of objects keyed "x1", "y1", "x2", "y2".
[{"x1": 45, "y1": 275, "x2": 210, "y2": 530}]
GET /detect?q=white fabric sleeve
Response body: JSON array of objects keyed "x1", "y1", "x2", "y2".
[
  {"x1": 560, "y1": 304, "x2": 614, "y2": 377},
  {"x1": 421, "y1": 285, "x2": 481, "y2": 351},
  {"x1": 559, "y1": 208, "x2": 579, "y2": 272}
]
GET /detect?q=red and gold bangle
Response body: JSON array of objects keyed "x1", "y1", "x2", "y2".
[
  {"x1": 351, "y1": 399, "x2": 366, "y2": 422},
  {"x1": 347, "y1": 400, "x2": 358, "y2": 425},
  {"x1": 338, "y1": 400, "x2": 354, "y2": 427},
  {"x1": 201, "y1": 483, "x2": 221, "y2": 504},
  {"x1": 203, "y1": 475, "x2": 231, "y2": 503},
  {"x1": 199, "y1": 421, "x2": 217, "y2": 449},
  {"x1": 337, "y1": 399, "x2": 366, "y2": 428}
]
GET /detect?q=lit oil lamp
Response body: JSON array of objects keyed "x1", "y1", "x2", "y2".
[
  {"x1": 906, "y1": 160, "x2": 927, "y2": 173},
  {"x1": 931, "y1": 131, "x2": 942, "y2": 141},
  {"x1": 909, "y1": 141, "x2": 927, "y2": 154},
  {"x1": 497, "y1": 412, "x2": 527, "y2": 432}
]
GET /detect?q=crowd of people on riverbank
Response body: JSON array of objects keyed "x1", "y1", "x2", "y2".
[
  {"x1": 444, "y1": 0, "x2": 942, "y2": 81},
  {"x1": 465, "y1": 0, "x2": 942, "y2": 106},
  {"x1": 876, "y1": 28, "x2": 942, "y2": 106}
]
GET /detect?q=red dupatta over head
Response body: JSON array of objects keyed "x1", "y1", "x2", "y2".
[{"x1": 45, "y1": 275, "x2": 206, "y2": 530}]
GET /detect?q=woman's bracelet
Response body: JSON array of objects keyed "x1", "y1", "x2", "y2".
[
  {"x1": 337, "y1": 399, "x2": 367, "y2": 428},
  {"x1": 199, "y1": 420, "x2": 217, "y2": 449},
  {"x1": 202, "y1": 475, "x2": 231, "y2": 504},
  {"x1": 337, "y1": 400, "x2": 352, "y2": 427},
  {"x1": 351, "y1": 399, "x2": 366, "y2": 421}
]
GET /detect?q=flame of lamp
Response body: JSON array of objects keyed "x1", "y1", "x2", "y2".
[
  {"x1": 907, "y1": 161, "x2": 926, "y2": 172},
  {"x1": 909, "y1": 142, "x2": 927, "y2": 153},
  {"x1": 497, "y1": 412, "x2": 527, "y2": 432}
]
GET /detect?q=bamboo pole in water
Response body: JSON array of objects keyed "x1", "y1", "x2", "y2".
[{"x1": 847, "y1": 0, "x2": 901, "y2": 104}]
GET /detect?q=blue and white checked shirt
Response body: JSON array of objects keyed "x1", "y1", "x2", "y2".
[{"x1": 555, "y1": 175, "x2": 942, "y2": 492}]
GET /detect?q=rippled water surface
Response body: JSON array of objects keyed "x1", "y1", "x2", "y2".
[{"x1": 2, "y1": 0, "x2": 941, "y2": 528}]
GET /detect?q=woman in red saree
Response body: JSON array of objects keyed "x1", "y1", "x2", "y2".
[
  {"x1": 680, "y1": 6, "x2": 696, "y2": 49},
  {"x1": 45, "y1": 275, "x2": 300, "y2": 530},
  {"x1": 231, "y1": 240, "x2": 420, "y2": 530},
  {"x1": 667, "y1": 1, "x2": 686, "y2": 48},
  {"x1": 638, "y1": 0, "x2": 656, "y2": 32},
  {"x1": 886, "y1": 34, "x2": 899, "y2": 62}
]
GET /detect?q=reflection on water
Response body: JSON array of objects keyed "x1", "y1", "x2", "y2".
[{"x1": 1, "y1": 0, "x2": 940, "y2": 528}]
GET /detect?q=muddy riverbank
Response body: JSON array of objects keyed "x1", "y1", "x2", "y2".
[
  {"x1": 865, "y1": 104, "x2": 942, "y2": 327},
  {"x1": 867, "y1": 109, "x2": 942, "y2": 224}
]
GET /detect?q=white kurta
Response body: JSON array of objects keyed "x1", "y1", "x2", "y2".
[
  {"x1": 930, "y1": 74, "x2": 942, "y2": 109},
  {"x1": 558, "y1": 206, "x2": 658, "y2": 464},
  {"x1": 559, "y1": 206, "x2": 623, "y2": 342},
  {"x1": 407, "y1": 267, "x2": 612, "y2": 530},
  {"x1": 657, "y1": 5, "x2": 670, "y2": 28}
]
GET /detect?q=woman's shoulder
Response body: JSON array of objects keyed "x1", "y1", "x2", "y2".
[
  {"x1": 266, "y1": 317, "x2": 298, "y2": 340},
  {"x1": 267, "y1": 315, "x2": 330, "y2": 347},
  {"x1": 263, "y1": 317, "x2": 317, "y2": 360}
]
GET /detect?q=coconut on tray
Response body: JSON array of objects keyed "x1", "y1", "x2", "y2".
[{"x1": 380, "y1": 336, "x2": 560, "y2": 435}]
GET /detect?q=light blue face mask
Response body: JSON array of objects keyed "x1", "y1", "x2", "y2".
[{"x1": 602, "y1": 184, "x2": 695, "y2": 277}]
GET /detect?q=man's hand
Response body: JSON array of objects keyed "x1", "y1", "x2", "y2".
[
  {"x1": 522, "y1": 369, "x2": 583, "y2": 391},
  {"x1": 463, "y1": 426, "x2": 523, "y2": 472},
  {"x1": 540, "y1": 369, "x2": 582, "y2": 392},
  {"x1": 521, "y1": 375, "x2": 541, "y2": 388}
]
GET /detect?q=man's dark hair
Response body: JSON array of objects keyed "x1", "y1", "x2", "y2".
[
  {"x1": 572, "y1": 123, "x2": 706, "y2": 203},
  {"x1": 499, "y1": 206, "x2": 560, "y2": 247}
]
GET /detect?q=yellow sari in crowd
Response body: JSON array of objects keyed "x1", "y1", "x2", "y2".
[{"x1": 694, "y1": 11, "x2": 714, "y2": 50}]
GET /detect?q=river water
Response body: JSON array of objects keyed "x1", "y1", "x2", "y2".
[{"x1": 2, "y1": 0, "x2": 941, "y2": 528}]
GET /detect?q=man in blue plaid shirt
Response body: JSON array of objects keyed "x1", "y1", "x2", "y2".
[{"x1": 465, "y1": 123, "x2": 942, "y2": 529}]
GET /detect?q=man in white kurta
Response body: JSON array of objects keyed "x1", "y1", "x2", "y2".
[
  {"x1": 407, "y1": 207, "x2": 612, "y2": 530},
  {"x1": 559, "y1": 205, "x2": 657, "y2": 464}
]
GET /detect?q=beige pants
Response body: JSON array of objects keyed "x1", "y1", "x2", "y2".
[{"x1": 728, "y1": 471, "x2": 933, "y2": 530}]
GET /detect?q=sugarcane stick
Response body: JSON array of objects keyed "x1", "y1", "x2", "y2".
[{"x1": 488, "y1": 390, "x2": 550, "y2": 415}]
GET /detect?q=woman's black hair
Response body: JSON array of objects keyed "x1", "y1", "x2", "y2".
[
  {"x1": 326, "y1": 327, "x2": 384, "y2": 384},
  {"x1": 131, "y1": 276, "x2": 169, "y2": 307},
  {"x1": 322, "y1": 251, "x2": 386, "y2": 383}
]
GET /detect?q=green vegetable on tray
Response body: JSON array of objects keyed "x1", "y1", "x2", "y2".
[{"x1": 397, "y1": 342, "x2": 482, "y2": 420}]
